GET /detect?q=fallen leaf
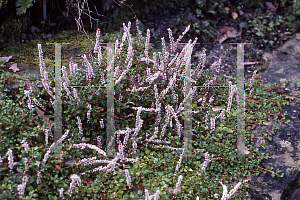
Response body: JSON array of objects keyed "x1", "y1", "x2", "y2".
[
  {"x1": 212, "y1": 106, "x2": 223, "y2": 111},
  {"x1": 279, "y1": 34, "x2": 292, "y2": 41},
  {"x1": 0, "y1": 55, "x2": 13, "y2": 63},
  {"x1": 82, "y1": 178, "x2": 93, "y2": 187},
  {"x1": 193, "y1": 51, "x2": 203, "y2": 59},
  {"x1": 263, "y1": 120, "x2": 272, "y2": 125},
  {"x1": 262, "y1": 52, "x2": 271, "y2": 61},
  {"x1": 43, "y1": 33, "x2": 52, "y2": 39},
  {"x1": 219, "y1": 26, "x2": 233, "y2": 34},
  {"x1": 279, "y1": 140, "x2": 291, "y2": 148},
  {"x1": 226, "y1": 30, "x2": 241, "y2": 38},
  {"x1": 36, "y1": 107, "x2": 51, "y2": 122},
  {"x1": 167, "y1": 186, "x2": 181, "y2": 194},
  {"x1": 15, "y1": 173, "x2": 32, "y2": 180},
  {"x1": 209, "y1": 60, "x2": 221, "y2": 71},
  {"x1": 227, "y1": 129, "x2": 236, "y2": 134},
  {"x1": 21, "y1": 140, "x2": 32, "y2": 148},
  {"x1": 132, "y1": 182, "x2": 144, "y2": 195},
  {"x1": 244, "y1": 146, "x2": 250, "y2": 155},
  {"x1": 282, "y1": 51, "x2": 291, "y2": 54},
  {"x1": 9, "y1": 63, "x2": 19, "y2": 73},
  {"x1": 238, "y1": 10, "x2": 244, "y2": 16},
  {"x1": 225, "y1": 7, "x2": 230, "y2": 11},
  {"x1": 195, "y1": 95, "x2": 206, "y2": 104},
  {"x1": 55, "y1": 165, "x2": 62, "y2": 171},
  {"x1": 46, "y1": 22, "x2": 56, "y2": 27},
  {"x1": 65, "y1": 158, "x2": 77, "y2": 165},
  {"x1": 280, "y1": 24, "x2": 286, "y2": 29},
  {"x1": 31, "y1": 26, "x2": 40, "y2": 33},
  {"x1": 246, "y1": 98, "x2": 260, "y2": 103},
  {"x1": 265, "y1": 2, "x2": 278, "y2": 13},
  {"x1": 244, "y1": 61, "x2": 260, "y2": 65},
  {"x1": 188, "y1": 12, "x2": 195, "y2": 20},
  {"x1": 231, "y1": 12, "x2": 238, "y2": 20},
  {"x1": 281, "y1": 94, "x2": 294, "y2": 100},
  {"x1": 219, "y1": 34, "x2": 229, "y2": 44}
]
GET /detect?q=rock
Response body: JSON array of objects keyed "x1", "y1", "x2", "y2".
[
  {"x1": 290, "y1": 188, "x2": 300, "y2": 200},
  {"x1": 281, "y1": 171, "x2": 300, "y2": 200},
  {"x1": 248, "y1": 187, "x2": 272, "y2": 200}
]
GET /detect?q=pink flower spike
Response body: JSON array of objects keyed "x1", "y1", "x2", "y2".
[{"x1": 94, "y1": 28, "x2": 100, "y2": 54}]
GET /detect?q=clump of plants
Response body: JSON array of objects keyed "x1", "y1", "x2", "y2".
[{"x1": 0, "y1": 21, "x2": 290, "y2": 199}]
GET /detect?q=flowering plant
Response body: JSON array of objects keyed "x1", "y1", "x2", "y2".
[{"x1": 0, "y1": 19, "x2": 289, "y2": 199}]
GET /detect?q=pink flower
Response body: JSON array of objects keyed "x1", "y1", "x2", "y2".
[
  {"x1": 68, "y1": 174, "x2": 81, "y2": 197},
  {"x1": 93, "y1": 28, "x2": 100, "y2": 54},
  {"x1": 119, "y1": 93, "x2": 122, "y2": 103},
  {"x1": 127, "y1": 113, "x2": 134, "y2": 117},
  {"x1": 100, "y1": 119, "x2": 104, "y2": 128},
  {"x1": 97, "y1": 46, "x2": 102, "y2": 67},
  {"x1": 17, "y1": 182, "x2": 25, "y2": 199},
  {"x1": 118, "y1": 140, "x2": 124, "y2": 166},
  {"x1": 59, "y1": 188, "x2": 64, "y2": 199},
  {"x1": 7, "y1": 149, "x2": 14, "y2": 170},
  {"x1": 211, "y1": 117, "x2": 215, "y2": 132},
  {"x1": 89, "y1": 50, "x2": 93, "y2": 63},
  {"x1": 209, "y1": 95, "x2": 214, "y2": 105},
  {"x1": 37, "y1": 171, "x2": 41, "y2": 185},
  {"x1": 124, "y1": 169, "x2": 131, "y2": 189},
  {"x1": 144, "y1": 29, "x2": 151, "y2": 65},
  {"x1": 26, "y1": 79, "x2": 32, "y2": 93},
  {"x1": 131, "y1": 75, "x2": 134, "y2": 86},
  {"x1": 21, "y1": 140, "x2": 29, "y2": 154},
  {"x1": 69, "y1": 57, "x2": 74, "y2": 76},
  {"x1": 220, "y1": 109, "x2": 225, "y2": 120},
  {"x1": 101, "y1": 72, "x2": 106, "y2": 85},
  {"x1": 97, "y1": 136, "x2": 102, "y2": 149},
  {"x1": 82, "y1": 54, "x2": 95, "y2": 80},
  {"x1": 167, "y1": 28, "x2": 175, "y2": 52}
]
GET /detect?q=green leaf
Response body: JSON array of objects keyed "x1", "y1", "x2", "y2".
[
  {"x1": 138, "y1": 190, "x2": 143, "y2": 196},
  {"x1": 196, "y1": 9, "x2": 202, "y2": 17},
  {"x1": 207, "y1": 10, "x2": 216, "y2": 14},
  {"x1": 256, "y1": 32, "x2": 265, "y2": 37},
  {"x1": 239, "y1": 22, "x2": 248, "y2": 29},
  {"x1": 16, "y1": 0, "x2": 33, "y2": 15},
  {"x1": 271, "y1": 173, "x2": 275, "y2": 178},
  {"x1": 288, "y1": 15, "x2": 296, "y2": 21},
  {"x1": 202, "y1": 21, "x2": 210, "y2": 27}
]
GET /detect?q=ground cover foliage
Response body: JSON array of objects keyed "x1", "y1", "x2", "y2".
[{"x1": 0, "y1": 22, "x2": 291, "y2": 199}]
